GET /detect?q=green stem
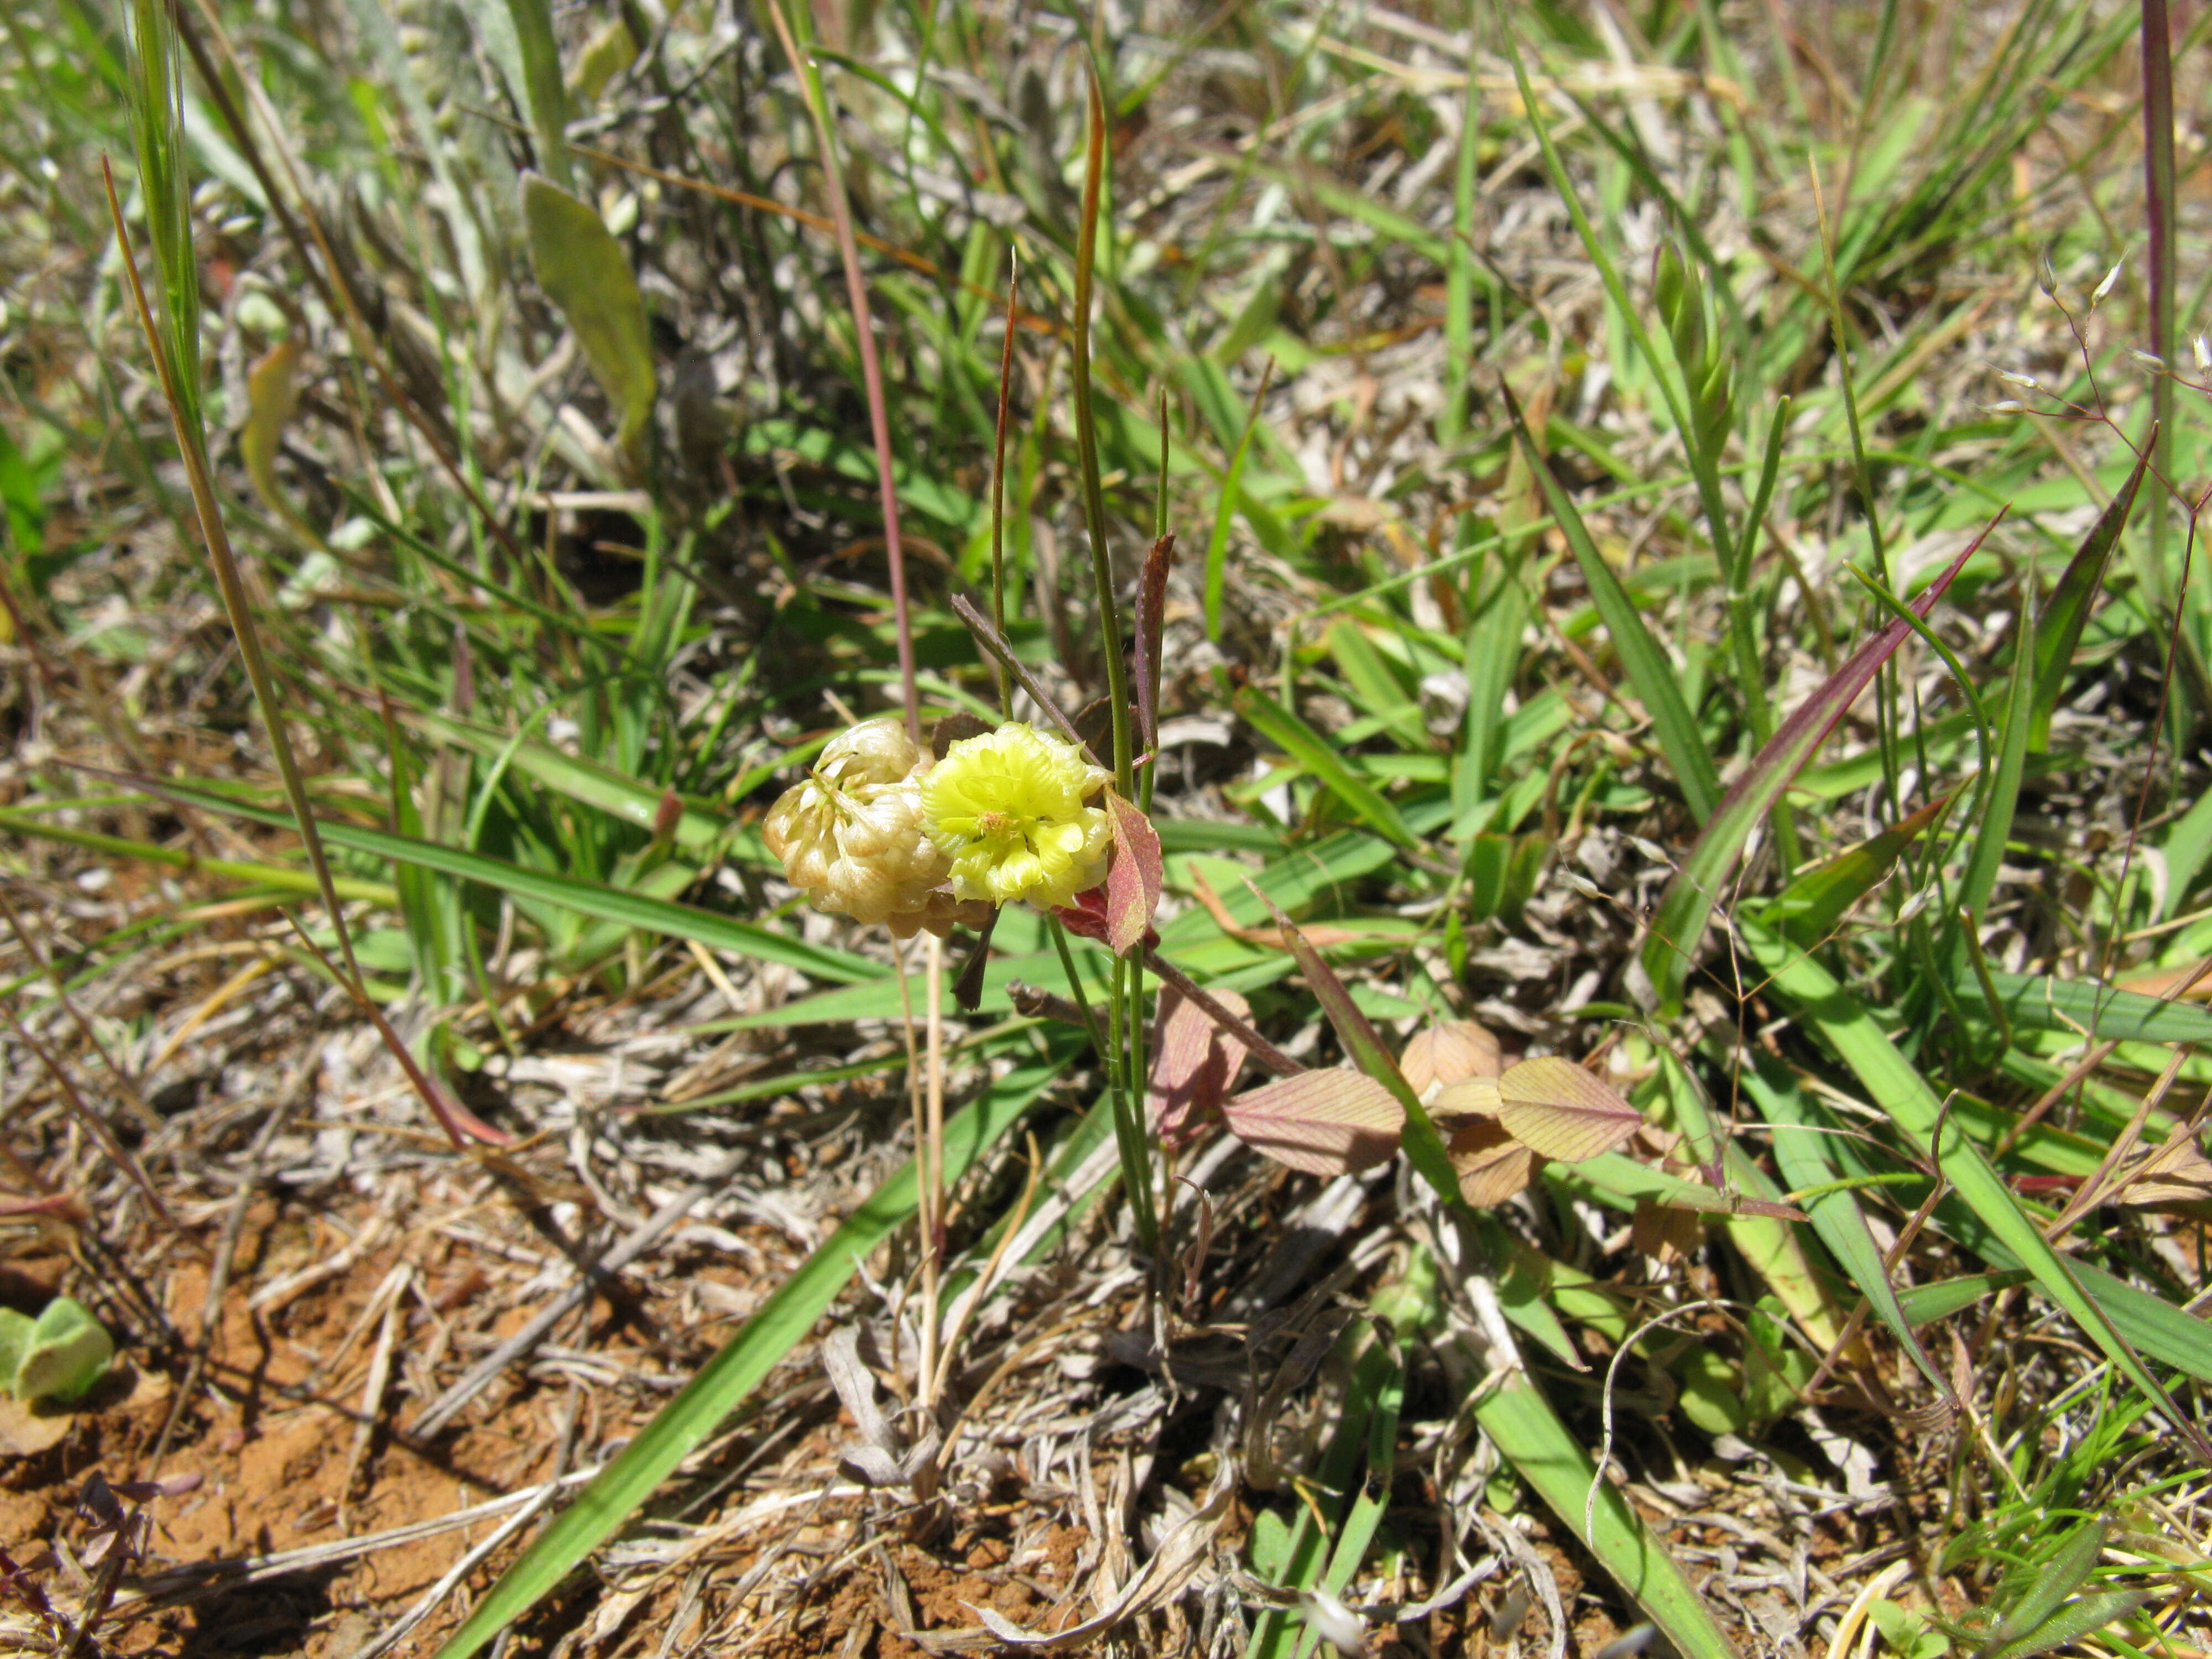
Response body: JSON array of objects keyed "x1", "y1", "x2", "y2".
[
  {"x1": 1069, "y1": 69, "x2": 1155, "y2": 1259},
  {"x1": 1071, "y1": 75, "x2": 1133, "y2": 801},
  {"x1": 1051, "y1": 919, "x2": 1155, "y2": 1254}
]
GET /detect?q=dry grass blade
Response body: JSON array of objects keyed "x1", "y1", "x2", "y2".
[{"x1": 100, "y1": 156, "x2": 358, "y2": 988}]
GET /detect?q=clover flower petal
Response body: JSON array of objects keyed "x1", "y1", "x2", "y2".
[{"x1": 921, "y1": 723, "x2": 1111, "y2": 910}]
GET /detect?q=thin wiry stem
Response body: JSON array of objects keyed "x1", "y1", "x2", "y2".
[
  {"x1": 2143, "y1": 0, "x2": 2178, "y2": 614},
  {"x1": 990, "y1": 253, "x2": 1019, "y2": 721},
  {"x1": 103, "y1": 158, "x2": 360, "y2": 990},
  {"x1": 765, "y1": 0, "x2": 920, "y2": 739}
]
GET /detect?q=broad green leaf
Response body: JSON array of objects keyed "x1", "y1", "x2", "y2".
[
  {"x1": 15, "y1": 1298, "x2": 113, "y2": 1404},
  {"x1": 523, "y1": 174, "x2": 655, "y2": 454},
  {"x1": 431, "y1": 1058, "x2": 1063, "y2": 1659},
  {"x1": 568, "y1": 15, "x2": 637, "y2": 103},
  {"x1": 1220, "y1": 1070, "x2": 1403, "y2": 1175},
  {"x1": 1643, "y1": 529, "x2": 1985, "y2": 1009},
  {"x1": 1988, "y1": 1521, "x2": 2109, "y2": 1651},
  {"x1": 0, "y1": 1311, "x2": 32, "y2": 1394},
  {"x1": 2029, "y1": 451, "x2": 2148, "y2": 751},
  {"x1": 1235, "y1": 690, "x2": 1417, "y2": 848},
  {"x1": 1987, "y1": 1590, "x2": 2150, "y2": 1659}
]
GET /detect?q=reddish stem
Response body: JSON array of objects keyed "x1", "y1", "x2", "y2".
[{"x1": 765, "y1": 1, "x2": 920, "y2": 739}]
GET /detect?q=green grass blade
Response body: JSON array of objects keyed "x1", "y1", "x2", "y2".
[
  {"x1": 1236, "y1": 690, "x2": 1418, "y2": 849},
  {"x1": 0, "y1": 806, "x2": 397, "y2": 905},
  {"x1": 1739, "y1": 912, "x2": 2212, "y2": 1464},
  {"x1": 1652, "y1": 1052, "x2": 1844, "y2": 1348},
  {"x1": 1764, "y1": 795, "x2": 1953, "y2": 948},
  {"x1": 1204, "y1": 363, "x2": 1274, "y2": 642},
  {"x1": 102, "y1": 776, "x2": 884, "y2": 985},
  {"x1": 430, "y1": 1058, "x2": 1064, "y2": 1659},
  {"x1": 1969, "y1": 971, "x2": 2212, "y2": 1044},
  {"x1": 1957, "y1": 596, "x2": 2038, "y2": 930},
  {"x1": 1472, "y1": 1378, "x2": 1735, "y2": 1659},
  {"x1": 1246, "y1": 1339, "x2": 1401, "y2": 1658},
  {"x1": 411, "y1": 712, "x2": 729, "y2": 851},
  {"x1": 1502, "y1": 385, "x2": 1722, "y2": 825},
  {"x1": 1743, "y1": 1060, "x2": 1952, "y2": 1400},
  {"x1": 1641, "y1": 530, "x2": 1985, "y2": 1009},
  {"x1": 2029, "y1": 450, "x2": 2148, "y2": 750},
  {"x1": 504, "y1": 0, "x2": 572, "y2": 188}
]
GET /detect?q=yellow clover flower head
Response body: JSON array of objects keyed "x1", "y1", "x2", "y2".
[{"x1": 922, "y1": 722, "x2": 1112, "y2": 910}]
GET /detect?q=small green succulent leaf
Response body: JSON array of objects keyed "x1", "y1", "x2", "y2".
[
  {"x1": 1869, "y1": 1599, "x2": 1949, "y2": 1659},
  {"x1": 0, "y1": 1309, "x2": 33, "y2": 1396},
  {"x1": 1982, "y1": 1590, "x2": 2150, "y2": 1659},
  {"x1": 1674, "y1": 1349, "x2": 1747, "y2": 1436},
  {"x1": 1984, "y1": 1520, "x2": 2109, "y2": 1652},
  {"x1": 14, "y1": 1297, "x2": 114, "y2": 1404}
]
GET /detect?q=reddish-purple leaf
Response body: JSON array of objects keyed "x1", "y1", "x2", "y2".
[
  {"x1": 1432, "y1": 1077, "x2": 1501, "y2": 1119},
  {"x1": 1401, "y1": 1020, "x2": 1503, "y2": 1101},
  {"x1": 651, "y1": 787, "x2": 683, "y2": 843},
  {"x1": 1148, "y1": 982, "x2": 1251, "y2": 1145},
  {"x1": 1242, "y1": 881, "x2": 1464, "y2": 1207},
  {"x1": 1104, "y1": 789, "x2": 1163, "y2": 957},
  {"x1": 1643, "y1": 515, "x2": 2003, "y2": 1009},
  {"x1": 1495, "y1": 1057, "x2": 1644, "y2": 1162},
  {"x1": 1447, "y1": 1115, "x2": 1539, "y2": 1207},
  {"x1": 1220, "y1": 1069, "x2": 1404, "y2": 1176},
  {"x1": 1630, "y1": 1199, "x2": 1703, "y2": 1264},
  {"x1": 1134, "y1": 533, "x2": 1175, "y2": 755}
]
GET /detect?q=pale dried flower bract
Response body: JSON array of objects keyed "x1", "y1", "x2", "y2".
[{"x1": 762, "y1": 717, "x2": 984, "y2": 937}]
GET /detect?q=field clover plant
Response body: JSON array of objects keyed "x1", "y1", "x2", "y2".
[{"x1": 765, "y1": 717, "x2": 1118, "y2": 927}]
